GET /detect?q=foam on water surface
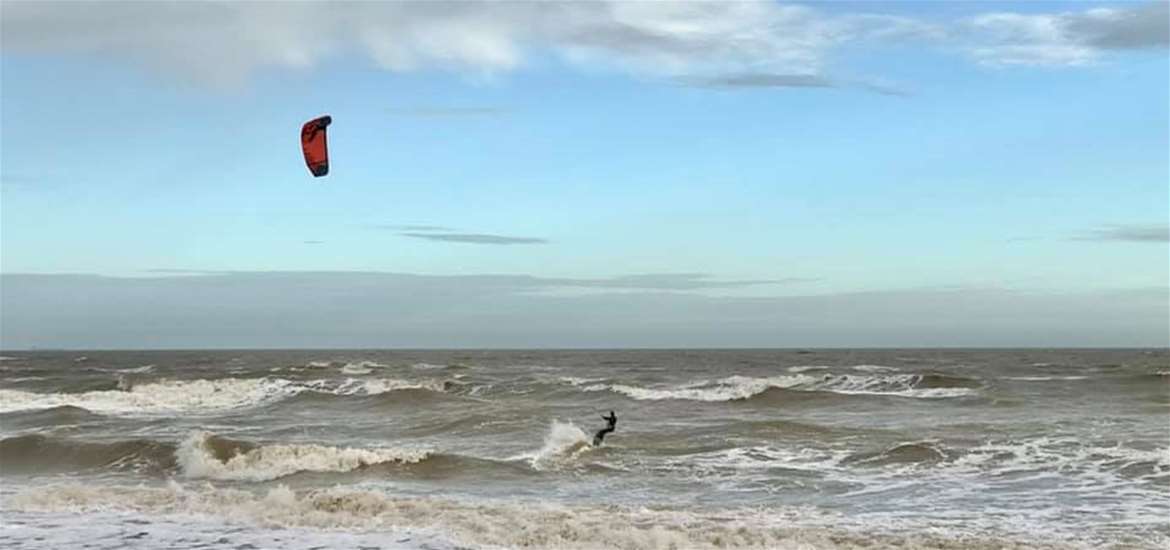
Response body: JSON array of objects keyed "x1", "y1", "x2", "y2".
[
  {"x1": 2, "y1": 483, "x2": 1098, "y2": 550},
  {"x1": 2, "y1": 349, "x2": 1165, "y2": 548},
  {"x1": 177, "y1": 430, "x2": 433, "y2": 482},
  {"x1": 0, "y1": 376, "x2": 449, "y2": 415}
]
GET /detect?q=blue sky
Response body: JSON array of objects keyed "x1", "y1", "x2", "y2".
[{"x1": 1, "y1": 1, "x2": 1166, "y2": 348}]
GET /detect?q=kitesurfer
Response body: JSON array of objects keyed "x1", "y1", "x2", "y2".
[{"x1": 592, "y1": 410, "x2": 617, "y2": 446}]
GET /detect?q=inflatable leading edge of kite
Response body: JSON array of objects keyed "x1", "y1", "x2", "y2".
[{"x1": 301, "y1": 115, "x2": 332, "y2": 177}]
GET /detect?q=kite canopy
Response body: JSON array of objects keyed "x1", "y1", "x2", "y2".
[{"x1": 301, "y1": 115, "x2": 332, "y2": 177}]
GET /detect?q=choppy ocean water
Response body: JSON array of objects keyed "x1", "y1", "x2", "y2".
[{"x1": 0, "y1": 349, "x2": 1166, "y2": 549}]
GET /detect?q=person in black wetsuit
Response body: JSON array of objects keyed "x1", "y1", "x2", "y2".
[{"x1": 592, "y1": 410, "x2": 617, "y2": 446}]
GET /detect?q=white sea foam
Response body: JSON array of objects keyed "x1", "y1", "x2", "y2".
[
  {"x1": 329, "y1": 377, "x2": 451, "y2": 396},
  {"x1": 521, "y1": 421, "x2": 593, "y2": 470},
  {"x1": 585, "y1": 373, "x2": 977, "y2": 402},
  {"x1": 176, "y1": 431, "x2": 432, "y2": 482},
  {"x1": 0, "y1": 378, "x2": 300, "y2": 415},
  {"x1": 682, "y1": 445, "x2": 848, "y2": 475},
  {"x1": 347, "y1": 361, "x2": 391, "y2": 374},
  {"x1": 1003, "y1": 376, "x2": 1088, "y2": 381},
  {"x1": 298, "y1": 360, "x2": 390, "y2": 374},
  {"x1": 340, "y1": 363, "x2": 374, "y2": 375},
  {"x1": 114, "y1": 364, "x2": 156, "y2": 374},
  {"x1": 804, "y1": 374, "x2": 977, "y2": 399},
  {"x1": 6, "y1": 481, "x2": 1106, "y2": 549},
  {"x1": 676, "y1": 436, "x2": 1169, "y2": 531},
  {"x1": 0, "y1": 508, "x2": 441, "y2": 550},
  {"x1": 411, "y1": 362, "x2": 447, "y2": 370},
  {"x1": 591, "y1": 378, "x2": 777, "y2": 401},
  {"x1": 0, "y1": 377, "x2": 449, "y2": 415},
  {"x1": 948, "y1": 437, "x2": 1170, "y2": 478},
  {"x1": 7, "y1": 483, "x2": 915, "y2": 550},
  {"x1": 852, "y1": 364, "x2": 900, "y2": 373},
  {"x1": 787, "y1": 365, "x2": 829, "y2": 373},
  {"x1": 560, "y1": 376, "x2": 607, "y2": 386},
  {"x1": 705, "y1": 437, "x2": 1170, "y2": 497}
]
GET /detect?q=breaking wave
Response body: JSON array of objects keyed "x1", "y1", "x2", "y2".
[
  {"x1": 0, "y1": 376, "x2": 451, "y2": 415},
  {"x1": 0, "y1": 432, "x2": 536, "y2": 482},
  {"x1": 176, "y1": 431, "x2": 431, "y2": 482},
  {"x1": 684, "y1": 437, "x2": 1170, "y2": 486},
  {"x1": 340, "y1": 363, "x2": 373, "y2": 375},
  {"x1": 852, "y1": 365, "x2": 900, "y2": 373},
  {"x1": 110, "y1": 365, "x2": 156, "y2": 374},
  {"x1": 0, "y1": 432, "x2": 432, "y2": 482},
  {"x1": 411, "y1": 362, "x2": 446, "y2": 370},
  {"x1": 787, "y1": 365, "x2": 830, "y2": 373},
  {"x1": 513, "y1": 421, "x2": 594, "y2": 470},
  {"x1": 296, "y1": 360, "x2": 390, "y2": 374},
  {"x1": 584, "y1": 373, "x2": 980, "y2": 402},
  {"x1": 560, "y1": 376, "x2": 607, "y2": 386}
]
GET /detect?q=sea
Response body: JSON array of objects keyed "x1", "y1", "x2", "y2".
[{"x1": 0, "y1": 349, "x2": 1166, "y2": 549}]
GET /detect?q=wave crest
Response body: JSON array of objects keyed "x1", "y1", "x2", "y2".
[
  {"x1": 0, "y1": 378, "x2": 299, "y2": 415},
  {"x1": 513, "y1": 421, "x2": 594, "y2": 470},
  {"x1": 585, "y1": 373, "x2": 980, "y2": 402},
  {"x1": 0, "y1": 376, "x2": 451, "y2": 415},
  {"x1": 177, "y1": 431, "x2": 432, "y2": 482}
]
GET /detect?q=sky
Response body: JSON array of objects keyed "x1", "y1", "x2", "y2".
[{"x1": 1, "y1": 1, "x2": 1167, "y2": 349}]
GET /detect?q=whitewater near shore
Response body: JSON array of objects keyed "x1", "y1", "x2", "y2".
[{"x1": 1, "y1": 349, "x2": 1166, "y2": 549}]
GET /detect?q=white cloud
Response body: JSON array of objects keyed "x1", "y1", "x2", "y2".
[
  {"x1": 967, "y1": 2, "x2": 1169, "y2": 67},
  {"x1": 0, "y1": 1, "x2": 924, "y2": 88},
  {"x1": 399, "y1": 232, "x2": 548, "y2": 245},
  {"x1": 1, "y1": 2, "x2": 1163, "y2": 88}
]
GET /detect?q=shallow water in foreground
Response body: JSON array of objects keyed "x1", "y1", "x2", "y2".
[{"x1": 1, "y1": 349, "x2": 1167, "y2": 549}]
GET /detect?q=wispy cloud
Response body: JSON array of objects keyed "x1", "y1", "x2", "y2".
[
  {"x1": 676, "y1": 73, "x2": 835, "y2": 90},
  {"x1": 854, "y1": 80, "x2": 911, "y2": 97},
  {"x1": 141, "y1": 269, "x2": 226, "y2": 275},
  {"x1": 1075, "y1": 224, "x2": 1170, "y2": 243},
  {"x1": 676, "y1": 72, "x2": 910, "y2": 96},
  {"x1": 400, "y1": 232, "x2": 548, "y2": 245},
  {"x1": 539, "y1": 273, "x2": 808, "y2": 290},
  {"x1": 371, "y1": 224, "x2": 455, "y2": 232},
  {"x1": 34, "y1": 271, "x2": 801, "y2": 292},
  {"x1": 386, "y1": 107, "x2": 508, "y2": 117}
]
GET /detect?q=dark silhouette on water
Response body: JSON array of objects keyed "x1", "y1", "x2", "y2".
[{"x1": 593, "y1": 410, "x2": 617, "y2": 446}]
